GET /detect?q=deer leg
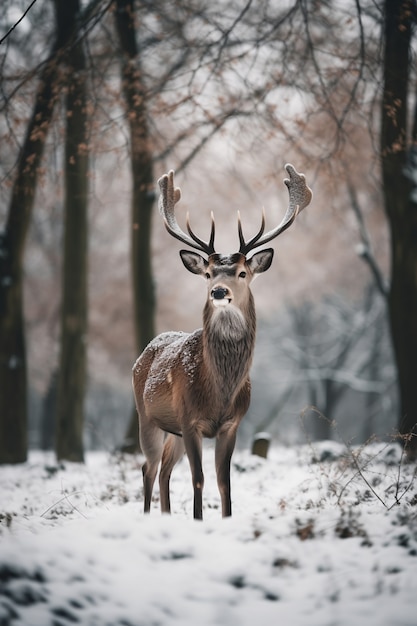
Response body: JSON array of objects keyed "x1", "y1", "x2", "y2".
[
  {"x1": 215, "y1": 424, "x2": 238, "y2": 518},
  {"x1": 159, "y1": 435, "x2": 185, "y2": 514},
  {"x1": 139, "y1": 423, "x2": 164, "y2": 514},
  {"x1": 183, "y1": 431, "x2": 204, "y2": 520}
]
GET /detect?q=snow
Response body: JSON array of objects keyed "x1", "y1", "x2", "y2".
[
  {"x1": 134, "y1": 331, "x2": 201, "y2": 400},
  {"x1": 1, "y1": 441, "x2": 416, "y2": 626}
]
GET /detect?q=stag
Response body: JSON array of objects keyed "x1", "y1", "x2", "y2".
[{"x1": 133, "y1": 164, "x2": 312, "y2": 519}]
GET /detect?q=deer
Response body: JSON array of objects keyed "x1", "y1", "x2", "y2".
[{"x1": 132, "y1": 164, "x2": 312, "y2": 520}]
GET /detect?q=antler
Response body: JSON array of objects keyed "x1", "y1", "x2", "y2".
[
  {"x1": 238, "y1": 164, "x2": 312, "y2": 256},
  {"x1": 158, "y1": 170, "x2": 216, "y2": 256}
]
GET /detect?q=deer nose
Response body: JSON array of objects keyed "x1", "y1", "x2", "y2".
[{"x1": 211, "y1": 286, "x2": 229, "y2": 300}]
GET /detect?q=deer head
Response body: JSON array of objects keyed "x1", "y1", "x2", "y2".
[{"x1": 158, "y1": 163, "x2": 312, "y2": 320}]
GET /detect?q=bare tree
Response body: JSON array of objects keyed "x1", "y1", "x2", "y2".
[
  {"x1": 290, "y1": 290, "x2": 392, "y2": 442},
  {"x1": 249, "y1": 287, "x2": 394, "y2": 446},
  {"x1": 55, "y1": 0, "x2": 90, "y2": 462},
  {"x1": 114, "y1": 0, "x2": 156, "y2": 452},
  {"x1": 3, "y1": 0, "x2": 415, "y2": 460},
  {"x1": 0, "y1": 2, "x2": 74, "y2": 463},
  {"x1": 380, "y1": 0, "x2": 417, "y2": 458},
  {"x1": 0, "y1": 0, "x2": 110, "y2": 463}
]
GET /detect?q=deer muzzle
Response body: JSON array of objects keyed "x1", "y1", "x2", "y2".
[{"x1": 211, "y1": 286, "x2": 231, "y2": 307}]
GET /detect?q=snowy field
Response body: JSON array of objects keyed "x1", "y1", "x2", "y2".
[{"x1": 1, "y1": 440, "x2": 416, "y2": 626}]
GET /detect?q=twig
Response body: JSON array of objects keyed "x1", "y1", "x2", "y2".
[
  {"x1": 347, "y1": 178, "x2": 389, "y2": 299},
  {"x1": 0, "y1": 0, "x2": 38, "y2": 46},
  {"x1": 40, "y1": 490, "x2": 88, "y2": 519},
  {"x1": 340, "y1": 445, "x2": 388, "y2": 508}
]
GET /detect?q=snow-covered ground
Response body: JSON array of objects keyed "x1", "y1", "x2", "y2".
[{"x1": 1, "y1": 441, "x2": 416, "y2": 626}]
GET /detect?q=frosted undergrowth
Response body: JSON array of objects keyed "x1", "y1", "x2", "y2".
[{"x1": 0, "y1": 441, "x2": 416, "y2": 626}]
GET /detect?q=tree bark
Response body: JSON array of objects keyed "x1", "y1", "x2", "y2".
[
  {"x1": 381, "y1": 0, "x2": 417, "y2": 458},
  {"x1": 55, "y1": 0, "x2": 89, "y2": 463},
  {"x1": 115, "y1": 0, "x2": 156, "y2": 453},
  {"x1": 0, "y1": 3, "x2": 76, "y2": 464}
]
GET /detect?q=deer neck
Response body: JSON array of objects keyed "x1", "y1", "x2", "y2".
[{"x1": 202, "y1": 295, "x2": 256, "y2": 398}]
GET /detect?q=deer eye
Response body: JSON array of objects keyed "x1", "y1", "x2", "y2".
[{"x1": 239, "y1": 271, "x2": 247, "y2": 279}]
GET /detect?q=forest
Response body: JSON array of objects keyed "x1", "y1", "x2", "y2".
[
  {"x1": 2, "y1": 3, "x2": 417, "y2": 625},
  {"x1": 1, "y1": 0, "x2": 417, "y2": 464}
]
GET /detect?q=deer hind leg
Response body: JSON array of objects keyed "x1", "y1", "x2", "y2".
[
  {"x1": 159, "y1": 434, "x2": 185, "y2": 514},
  {"x1": 139, "y1": 422, "x2": 165, "y2": 514}
]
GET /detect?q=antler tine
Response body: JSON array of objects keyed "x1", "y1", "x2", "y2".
[
  {"x1": 239, "y1": 164, "x2": 312, "y2": 256},
  {"x1": 238, "y1": 209, "x2": 266, "y2": 255},
  {"x1": 284, "y1": 163, "x2": 312, "y2": 214},
  {"x1": 158, "y1": 170, "x2": 216, "y2": 255},
  {"x1": 186, "y1": 211, "x2": 216, "y2": 256}
]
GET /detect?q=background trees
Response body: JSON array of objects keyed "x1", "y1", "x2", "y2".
[
  {"x1": 55, "y1": 0, "x2": 90, "y2": 462},
  {"x1": 0, "y1": 0, "x2": 415, "y2": 462},
  {"x1": 380, "y1": 0, "x2": 417, "y2": 458},
  {"x1": 0, "y1": 0, "x2": 83, "y2": 463},
  {"x1": 114, "y1": 0, "x2": 156, "y2": 452}
]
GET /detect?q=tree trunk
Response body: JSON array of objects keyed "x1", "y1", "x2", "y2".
[
  {"x1": 381, "y1": 0, "x2": 417, "y2": 458},
  {"x1": 115, "y1": 0, "x2": 156, "y2": 453},
  {"x1": 0, "y1": 3, "x2": 76, "y2": 464},
  {"x1": 55, "y1": 0, "x2": 89, "y2": 462},
  {"x1": 41, "y1": 370, "x2": 58, "y2": 451}
]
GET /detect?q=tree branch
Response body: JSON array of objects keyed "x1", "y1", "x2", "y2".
[{"x1": 347, "y1": 178, "x2": 389, "y2": 299}]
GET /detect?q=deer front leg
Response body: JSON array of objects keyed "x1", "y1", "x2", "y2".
[
  {"x1": 215, "y1": 423, "x2": 238, "y2": 518},
  {"x1": 159, "y1": 434, "x2": 185, "y2": 514},
  {"x1": 183, "y1": 430, "x2": 204, "y2": 520}
]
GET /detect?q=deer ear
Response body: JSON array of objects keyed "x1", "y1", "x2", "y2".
[
  {"x1": 247, "y1": 248, "x2": 274, "y2": 274},
  {"x1": 180, "y1": 250, "x2": 208, "y2": 275}
]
